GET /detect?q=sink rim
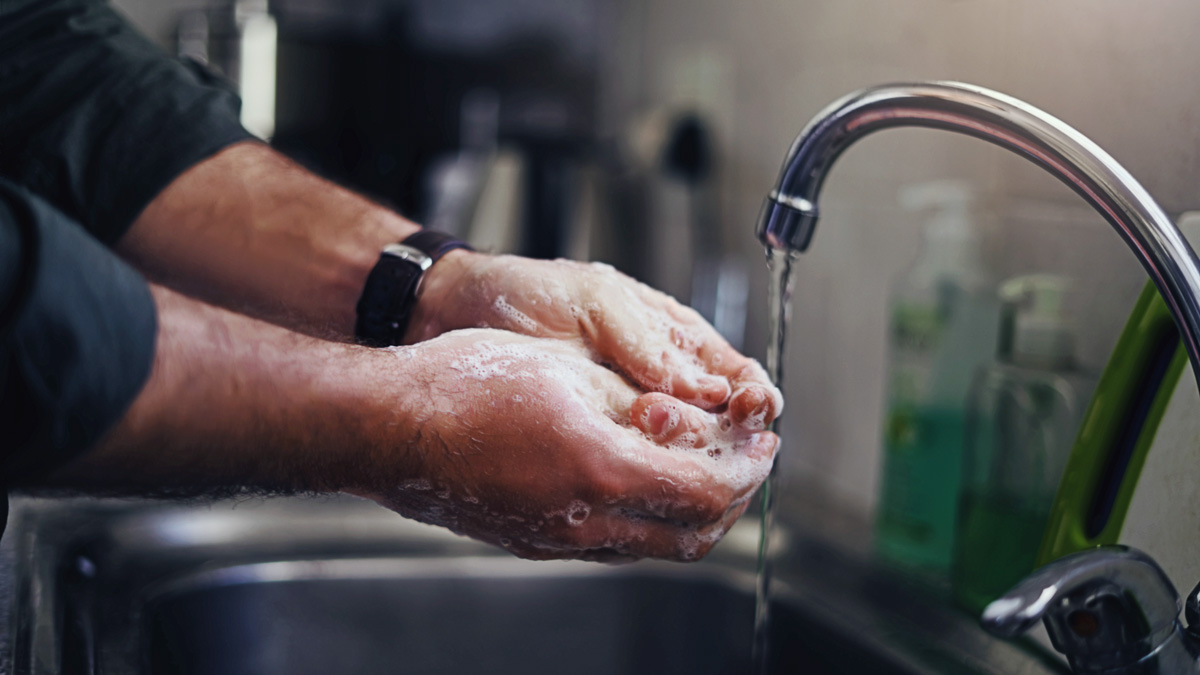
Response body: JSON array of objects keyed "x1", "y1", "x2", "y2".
[{"x1": 144, "y1": 554, "x2": 759, "y2": 604}]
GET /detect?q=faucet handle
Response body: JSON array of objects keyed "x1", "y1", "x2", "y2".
[
  {"x1": 981, "y1": 546, "x2": 1184, "y2": 672},
  {"x1": 1186, "y1": 580, "x2": 1200, "y2": 636}
]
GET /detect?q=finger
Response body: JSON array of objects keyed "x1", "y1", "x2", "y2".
[
  {"x1": 584, "y1": 310, "x2": 730, "y2": 408},
  {"x1": 685, "y1": 331, "x2": 781, "y2": 430},
  {"x1": 644, "y1": 297, "x2": 780, "y2": 416},
  {"x1": 599, "y1": 431, "x2": 779, "y2": 525},
  {"x1": 630, "y1": 393, "x2": 712, "y2": 447},
  {"x1": 586, "y1": 494, "x2": 755, "y2": 562},
  {"x1": 499, "y1": 466, "x2": 766, "y2": 563},
  {"x1": 728, "y1": 363, "x2": 784, "y2": 431},
  {"x1": 656, "y1": 294, "x2": 784, "y2": 427},
  {"x1": 654, "y1": 349, "x2": 732, "y2": 409},
  {"x1": 548, "y1": 510, "x2": 730, "y2": 562},
  {"x1": 487, "y1": 514, "x2": 679, "y2": 561},
  {"x1": 723, "y1": 496, "x2": 753, "y2": 526}
]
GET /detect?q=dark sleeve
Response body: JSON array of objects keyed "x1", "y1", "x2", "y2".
[
  {"x1": 0, "y1": 177, "x2": 157, "y2": 484},
  {"x1": 0, "y1": 0, "x2": 257, "y2": 245}
]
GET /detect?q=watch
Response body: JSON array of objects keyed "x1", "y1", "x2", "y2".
[{"x1": 354, "y1": 230, "x2": 473, "y2": 347}]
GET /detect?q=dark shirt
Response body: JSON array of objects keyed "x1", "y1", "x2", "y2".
[{"x1": 0, "y1": 0, "x2": 254, "y2": 493}]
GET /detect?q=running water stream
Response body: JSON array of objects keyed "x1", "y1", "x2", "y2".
[{"x1": 751, "y1": 247, "x2": 798, "y2": 674}]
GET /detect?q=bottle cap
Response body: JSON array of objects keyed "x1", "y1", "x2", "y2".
[
  {"x1": 998, "y1": 274, "x2": 1075, "y2": 369},
  {"x1": 899, "y1": 180, "x2": 984, "y2": 283}
]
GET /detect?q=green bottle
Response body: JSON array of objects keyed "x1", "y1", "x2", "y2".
[
  {"x1": 875, "y1": 181, "x2": 998, "y2": 578},
  {"x1": 952, "y1": 276, "x2": 1095, "y2": 612}
]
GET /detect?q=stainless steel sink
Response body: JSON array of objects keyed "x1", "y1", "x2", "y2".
[
  {"x1": 3, "y1": 493, "x2": 1068, "y2": 674},
  {"x1": 145, "y1": 557, "x2": 754, "y2": 675}
]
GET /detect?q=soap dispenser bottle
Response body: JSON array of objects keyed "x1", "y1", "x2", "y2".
[
  {"x1": 953, "y1": 275, "x2": 1095, "y2": 612},
  {"x1": 875, "y1": 181, "x2": 999, "y2": 576}
]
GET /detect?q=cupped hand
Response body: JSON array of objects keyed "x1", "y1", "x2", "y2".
[
  {"x1": 355, "y1": 329, "x2": 778, "y2": 562},
  {"x1": 407, "y1": 251, "x2": 783, "y2": 431}
]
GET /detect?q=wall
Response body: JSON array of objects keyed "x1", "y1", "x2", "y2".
[
  {"x1": 111, "y1": 0, "x2": 1200, "y2": 523},
  {"x1": 604, "y1": 0, "x2": 1200, "y2": 519}
]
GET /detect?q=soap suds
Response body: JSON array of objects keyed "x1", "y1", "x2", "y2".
[
  {"x1": 383, "y1": 327, "x2": 776, "y2": 560},
  {"x1": 564, "y1": 500, "x2": 591, "y2": 526},
  {"x1": 677, "y1": 525, "x2": 725, "y2": 561},
  {"x1": 492, "y1": 295, "x2": 539, "y2": 333}
]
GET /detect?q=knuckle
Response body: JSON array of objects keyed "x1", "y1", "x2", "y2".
[{"x1": 583, "y1": 470, "x2": 625, "y2": 504}]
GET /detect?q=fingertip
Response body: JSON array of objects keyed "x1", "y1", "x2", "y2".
[
  {"x1": 747, "y1": 431, "x2": 781, "y2": 462},
  {"x1": 631, "y1": 392, "x2": 681, "y2": 439},
  {"x1": 730, "y1": 388, "x2": 767, "y2": 429},
  {"x1": 731, "y1": 385, "x2": 785, "y2": 430},
  {"x1": 646, "y1": 403, "x2": 673, "y2": 437},
  {"x1": 692, "y1": 374, "x2": 731, "y2": 408}
]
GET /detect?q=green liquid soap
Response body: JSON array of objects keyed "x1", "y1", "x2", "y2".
[
  {"x1": 953, "y1": 492, "x2": 1047, "y2": 613},
  {"x1": 951, "y1": 275, "x2": 1095, "y2": 613},
  {"x1": 874, "y1": 181, "x2": 998, "y2": 578},
  {"x1": 875, "y1": 405, "x2": 967, "y2": 573}
]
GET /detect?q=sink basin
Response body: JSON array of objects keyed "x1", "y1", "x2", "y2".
[
  {"x1": 146, "y1": 557, "x2": 754, "y2": 675},
  {"x1": 4, "y1": 494, "x2": 1067, "y2": 674}
]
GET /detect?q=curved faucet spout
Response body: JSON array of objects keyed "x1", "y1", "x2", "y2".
[{"x1": 757, "y1": 81, "x2": 1200, "y2": 389}]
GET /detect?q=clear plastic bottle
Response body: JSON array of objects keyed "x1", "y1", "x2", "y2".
[
  {"x1": 875, "y1": 181, "x2": 999, "y2": 577},
  {"x1": 953, "y1": 275, "x2": 1095, "y2": 612}
]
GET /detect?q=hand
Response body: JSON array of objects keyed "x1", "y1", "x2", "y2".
[
  {"x1": 48, "y1": 287, "x2": 775, "y2": 562},
  {"x1": 407, "y1": 251, "x2": 783, "y2": 431},
  {"x1": 354, "y1": 329, "x2": 779, "y2": 561}
]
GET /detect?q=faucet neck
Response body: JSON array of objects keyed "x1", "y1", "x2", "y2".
[{"x1": 758, "y1": 81, "x2": 1200, "y2": 395}]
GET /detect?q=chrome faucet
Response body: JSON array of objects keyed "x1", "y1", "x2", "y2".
[
  {"x1": 756, "y1": 81, "x2": 1200, "y2": 391},
  {"x1": 757, "y1": 82, "x2": 1200, "y2": 672},
  {"x1": 981, "y1": 546, "x2": 1200, "y2": 673}
]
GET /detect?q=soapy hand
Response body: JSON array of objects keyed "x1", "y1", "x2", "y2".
[
  {"x1": 407, "y1": 251, "x2": 783, "y2": 431},
  {"x1": 355, "y1": 329, "x2": 778, "y2": 561}
]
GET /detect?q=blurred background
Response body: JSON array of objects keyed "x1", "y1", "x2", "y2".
[{"x1": 111, "y1": 0, "x2": 1195, "y2": 523}]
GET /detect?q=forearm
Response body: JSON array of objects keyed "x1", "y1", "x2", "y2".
[
  {"x1": 35, "y1": 284, "x2": 778, "y2": 562},
  {"x1": 42, "y1": 284, "x2": 414, "y2": 494},
  {"x1": 117, "y1": 142, "x2": 421, "y2": 339}
]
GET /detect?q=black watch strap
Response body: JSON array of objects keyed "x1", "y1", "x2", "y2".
[{"x1": 354, "y1": 230, "x2": 473, "y2": 347}]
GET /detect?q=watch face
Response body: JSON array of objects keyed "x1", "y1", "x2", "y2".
[
  {"x1": 382, "y1": 243, "x2": 434, "y2": 271},
  {"x1": 358, "y1": 233, "x2": 470, "y2": 347},
  {"x1": 356, "y1": 252, "x2": 424, "y2": 347}
]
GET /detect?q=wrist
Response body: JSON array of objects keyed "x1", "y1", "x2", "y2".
[
  {"x1": 335, "y1": 208, "x2": 421, "y2": 335},
  {"x1": 321, "y1": 344, "x2": 430, "y2": 495},
  {"x1": 353, "y1": 229, "x2": 479, "y2": 346},
  {"x1": 403, "y1": 247, "x2": 483, "y2": 343}
]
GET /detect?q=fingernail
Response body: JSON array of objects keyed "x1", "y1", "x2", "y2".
[
  {"x1": 733, "y1": 387, "x2": 762, "y2": 414},
  {"x1": 646, "y1": 403, "x2": 675, "y2": 437},
  {"x1": 732, "y1": 388, "x2": 771, "y2": 431},
  {"x1": 700, "y1": 376, "x2": 731, "y2": 405},
  {"x1": 752, "y1": 395, "x2": 771, "y2": 419}
]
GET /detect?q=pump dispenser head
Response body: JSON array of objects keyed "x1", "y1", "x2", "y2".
[
  {"x1": 899, "y1": 179, "x2": 973, "y2": 235},
  {"x1": 998, "y1": 275, "x2": 1075, "y2": 369},
  {"x1": 899, "y1": 180, "x2": 983, "y2": 281}
]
